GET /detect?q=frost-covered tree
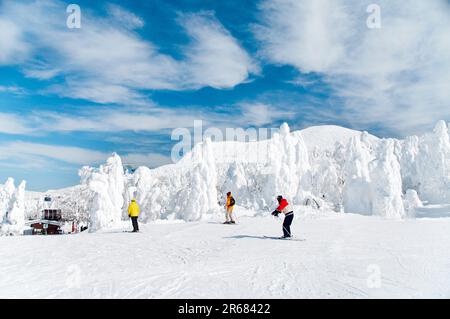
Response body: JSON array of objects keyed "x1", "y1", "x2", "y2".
[
  {"x1": 343, "y1": 135, "x2": 372, "y2": 214},
  {"x1": 80, "y1": 153, "x2": 125, "y2": 232},
  {"x1": 132, "y1": 166, "x2": 157, "y2": 221},
  {"x1": 398, "y1": 135, "x2": 420, "y2": 191},
  {"x1": 264, "y1": 124, "x2": 311, "y2": 205},
  {"x1": 312, "y1": 157, "x2": 342, "y2": 207},
  {"x1": 404, "y1": 189, "x2": 423, "y2": 217},
  {"x1": 1, "y1": 180, "x2": 26, "y2": 236},
  {"x1": 178, "y1": 138, "x2": 220, "y2": 221},
  {"x1": 0, "y1": 178, "x2": 15, "y2": 223},
  {"x1": 33, "y1": 120, "x2": 449, "y2": 223},
  {"x1": 413, "y1": 121, "x2": 450, "y2": 203},
  {"x1": 369, "y1": 140, "x2": 405, "y2": 219}
]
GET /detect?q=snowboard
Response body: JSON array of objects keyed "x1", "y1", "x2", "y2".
[{"x1": 263, "y1": 236, "x2": 305, "y2": 242}]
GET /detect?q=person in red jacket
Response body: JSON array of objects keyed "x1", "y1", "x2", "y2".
[{"x1": 272, "y1": 195, "x2": 294, "y2": 238}]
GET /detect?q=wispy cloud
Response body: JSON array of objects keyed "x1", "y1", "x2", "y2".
[
  {"x1": 0, "y1": 140, "x2": 172, "y2": 170},
  {"x1": 255, "y1": 0, "x2": 450, "y2": 135},
  {"x1": 106, "y1": 3, "x2": 145, "y2": 30},
  {"x1": 0, "y1": 101, "x2": 292, "y2": 136},
  {"x1": 0, "y1": 18, "x2": 28, "y2": 64},
  {"x1": 237, "y1": 102, "x2": 294, "y2": 126},
  {"x1": 42, "y1": 108, "x2": 202, "y2": 133},
  {"x1": 0, "y1": 141, "x2": 108, "y2": 166},
  {"x1": 0, "y1": 113, "x2": 33, "y2": 134},
  {"x1": 0, "y1": 85, "x2": 27, "y2": 95},
  {"x1": 0, "y1": 0, "x2": 257, "y2": 106},
  {"x1": 179, "y1": 11, "x2": 260, "y2": 89}
]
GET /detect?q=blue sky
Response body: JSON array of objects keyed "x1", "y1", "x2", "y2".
[{"x1": 1, "y1": 0, "x2": 450, "y2": 191}]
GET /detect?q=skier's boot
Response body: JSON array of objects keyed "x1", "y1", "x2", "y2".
[
  {"x1": 223, "y1": 221, "x2": 230, "y2": 224},
  {"x1": 230, "y1": 220, "x2": 236, "y2": 224}
]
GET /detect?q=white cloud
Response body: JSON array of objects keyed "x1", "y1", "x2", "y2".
[
  {"x1": 255, "y1": 0, "x2": 450, "y2": 135},
  {"x1": 0, "y1": 85, "x2": 27, "y2": 95},
  {"x1": 179, "y1": 12, "x2": 260, "y2": 89},
  {"x1": 23, "y1": 67, "x2": 60, "y2": 80},
  {"x1": 238, "y1": 102, "x2": 294, "y2": 126},
  {"x1": 46, "y1": 81, "x2": 153, "y2": 106},
  {"x1": 0, "y1": 107, "x2": 205, "y2": 135},
  {"x1": 0, "y1": 101, "x2": 294, "y2": 137},
  {"x1": 0, "y1": 113, "x2": 33, "y2": 134},
  {"x1": 0, "y1": 140, "x2": 171, "y2": 171},
  {"x1": 0, "y1": 141, "x2": 108, "y2": 165},
  {"x1": 0, "y1": 1, "x2": 257, "y2": 105},
  {"x1": 0, "y1": 18, "x2": 28, "y2": 64},
  {"x1": 255, "y1": 0, "x2": 352, "y2": 73},
  {"x1": 106, "y1": 4, "x2": 145, "y2": 30},
  {"x1": 37, "y1": 108, "x2": 203, "y2": 133}
]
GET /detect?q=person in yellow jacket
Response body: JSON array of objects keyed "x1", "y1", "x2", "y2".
[
  {"x1": 128, "y1": 199, "x2": 140, "y2": 232},
  {"x1": 224, "y1": 192, "x2": 236, "y2": 224}
]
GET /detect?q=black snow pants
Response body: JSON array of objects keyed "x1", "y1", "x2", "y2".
[
  {"x1": 131, "y1": 217, "x2": 139, "y2": 232},
  {"x1": 282, "y1": 212, "x2": 294, "y2": 237}
]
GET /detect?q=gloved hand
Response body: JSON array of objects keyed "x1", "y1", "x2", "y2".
[{"x1": 271, "y1": 210, "x2": 280, "y2": 217}]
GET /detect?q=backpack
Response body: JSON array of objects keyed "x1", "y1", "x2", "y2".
[{"x1": 229, "y1": 196, "x2": 235, "y2": 206}]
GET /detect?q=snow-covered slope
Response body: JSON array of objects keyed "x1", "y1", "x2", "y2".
[
  {"x1": 1, "y1": 211, "x2": 449, "y2": 298},
  {"x1": 299, "y1": 125, "x2": 378, "y2": 153}
]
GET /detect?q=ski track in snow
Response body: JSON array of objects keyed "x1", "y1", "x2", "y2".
[{"x1": 1, "y1": 213, "x2": 450, "y2": 298}]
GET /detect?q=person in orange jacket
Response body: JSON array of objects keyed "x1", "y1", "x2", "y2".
[
  {"x1": 272, "y1": 195, "x2": 294, "y2": 238},
  {"x1": 224, "y1": 192, "x2": 236, "y2": 224},
  {"x1": 128, "y1": 199, "x2": 140, "y2": 232}
]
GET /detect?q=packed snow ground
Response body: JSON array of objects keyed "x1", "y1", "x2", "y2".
[{"x1": 1, "y1": 208, "x2": 449, "y2": 299}]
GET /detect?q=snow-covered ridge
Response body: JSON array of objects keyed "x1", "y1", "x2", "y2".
[
  {"x1": 15, "y1": 121, "x2": 450, "y2": 231},
  {"x1": 299, "y1": 125, "x2": 379, "y2": 153}
]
